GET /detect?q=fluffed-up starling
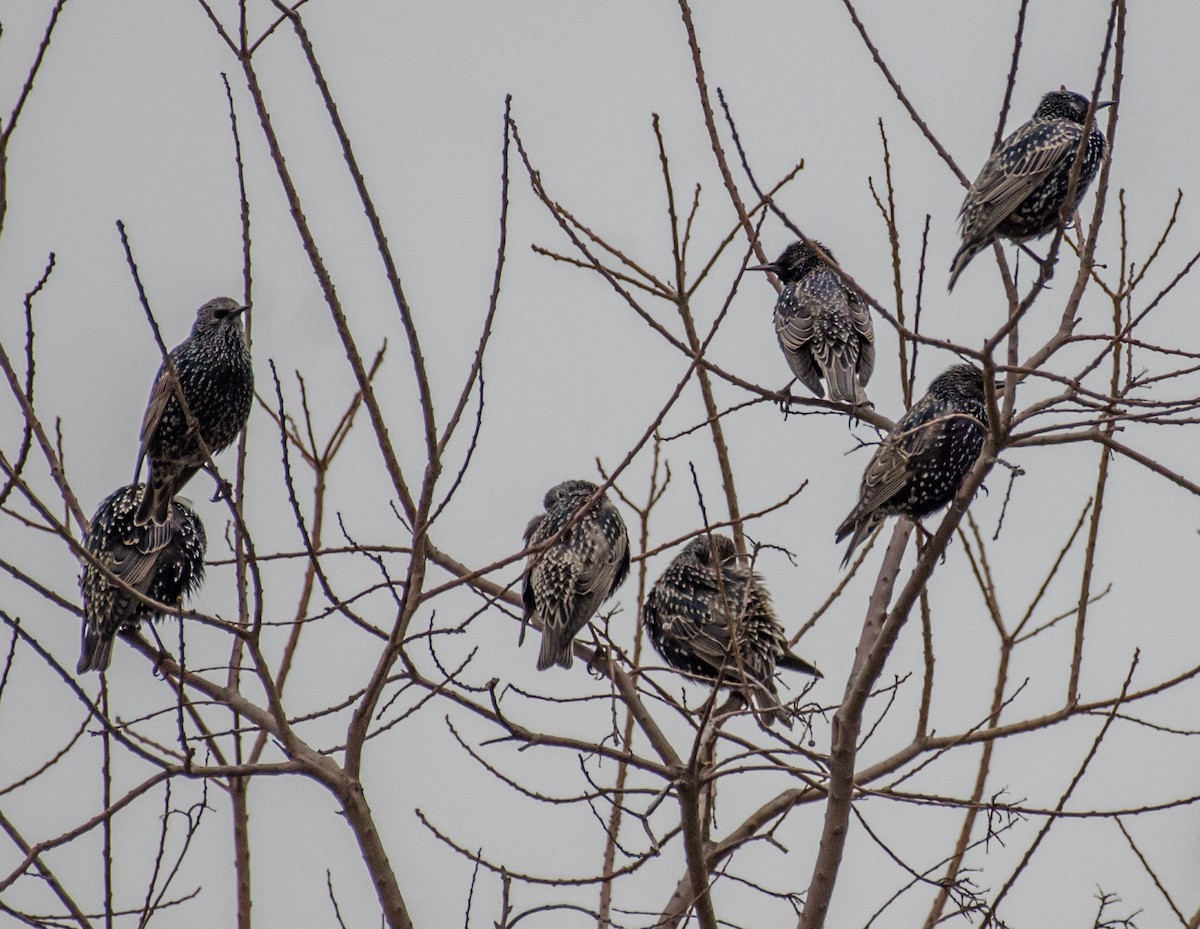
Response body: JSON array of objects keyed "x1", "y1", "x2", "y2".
[
  {"x1": 836, "y1": 364, "x2": 989, "y2": 566},
  {"x1": 949, "y1": 89, "x2": 1110, "y2": 291},
  {"x1": 644, "y1": 533, "x2": 820, "y2": 727},
  {"x1": 134, "y1": 297, "x2": 253, "y2": 526},
  {"x1": 522, "y1": 480, "x2": 630, "y2": 670},
  {"x1": 78, "y1": 483, "x2": 207, "y2": 674},
  {"x1": 750, "y1": 240, "x2": 875, "y2": 405}
]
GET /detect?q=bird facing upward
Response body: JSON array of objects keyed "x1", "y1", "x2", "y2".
[
  {"x1": 522, "y1": 480, "x2": 630, "y2": 670},
  {"x1": 78, "y1": 483, "x2": 207, "y2": 674},
  {"x1": 836, "y1": 364, "x2": 990, "y2": 566},
  {"x1": 750, "y1": 240, "x2": 875, "y2": 405},
  {"x1": 134, "y1": 297, "x2": 253, "y2": 526},
  {"x1": 643, "y1": 533, "x2": 820, "y2": 728},
  {"x1": 949, "y1": 89, "x2": 1110, "y2": 291}
]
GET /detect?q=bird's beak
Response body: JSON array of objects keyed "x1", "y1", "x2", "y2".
[
  {"x1": 234, "y1": 304, "x2": 251, "y2": 316},
  {"x1": 1094, "y1": 100, "x2": 1113, "y2": 110},
  {"x1": 747, "y1": 263, "x2": 777, "y2": 273}
]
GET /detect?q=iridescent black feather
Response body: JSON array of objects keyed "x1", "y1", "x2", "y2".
[
  {"x1": 950, "y1": 90, "x2": 1109, "y2": 291},
  {"x1": 78, "y1": 484, "x2": 207, "y2": 673},
  {"x1": 836, "y1": 365, "x2": 989, "y2": 566},
  {"x1": 644, "y1": 534, "x2": 820, "y2": 727},
  {"x1": 134, "y1": 297, "x2": 253, "y2": 525},
  {"x1": 750, "y1": 240, "x2": 874, "y2": 404},
  {"x1": 522, "y1": 480, "x2": 630, "y2": 670}
]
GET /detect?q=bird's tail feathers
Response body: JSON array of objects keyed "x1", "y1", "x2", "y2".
[
  {"x1": 134, "y1": 468, "x2": 173, "y2": 527},
  {"x1": 836, "y1": 511, "x2": 878, "y2": 568},
  {"x1": 948, "y1": 241, "x2": 985, "y2": 292},
  {"x1": 823, "y1": 355, "x2": 863, "y2": 406},
  {"x1": 751, "y1": 683, "x2": 792, "y2": 730},
  {"x1": 777, "y1": 650, "x2": 822, "y2": 678},
  {"x1": 77, "y1": 628, "x2": 114, "y2": 674},
  {"x1": 536, "y1": 620, "x2": 574, "y2": 670}
]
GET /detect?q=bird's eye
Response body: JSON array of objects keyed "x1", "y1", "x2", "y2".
[{"x1": 213, "y1": 309, "x2": 228, "y2": 319}]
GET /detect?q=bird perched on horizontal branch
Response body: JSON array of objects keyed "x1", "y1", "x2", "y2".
[
  {"x1": 644, "y1": 533, "x2": 820, "y2": 727},
  {"x1": 78, "y1": 483, "x2": 207, "y2": 674},
  {"x1": 836, "y1": 364, "x2": 991, "y2": 566},
  {"x1": 135, "y1": 297, "x2": 253, "y2": 526},
  {"x1": 750, "y1": 239, "x2": 874, "y2": 406},
  {"x1": 522, "y1": 480, "x2": 630, "y2": 670},
  {"x1": 949, "y1": 89, "x2": 1111, "y2": 291}
]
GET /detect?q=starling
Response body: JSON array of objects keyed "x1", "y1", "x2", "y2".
[
  {"x1": 522, "y1": 479, "x2": 630, "y2": 670},
  {"x1": 134, "y1": 297, "x2": 253, "y2": 526},
  {"x1": 949, "y1": 89, "x2": 1111, "y2": 291},
  {"x1": 644, "y1": 534, "x2": 820, "y2": 727},
  {"x1": 836, "y1": 364, "x2": 989, "y2": 566},
  {"x1": 78, "y1": 483, "x2": 207, "y2": 674},
  {"x1": 749, "y1": 240, "x2": 875, "y2": 405}
]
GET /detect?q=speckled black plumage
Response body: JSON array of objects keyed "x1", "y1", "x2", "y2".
[
  {"x1": 643, "y1": 534, "x2": 820, "y2": 727},
  {"x1": 950, "y1": 90, "x2": 1110, "y2": 291},
  {"x1": 78, "y1": 484, "x2": 207, "y2": 674},
  {"x1": 836, "y1": 364, "x2": 989, "y2": 566},
  {"x1": 751, "y1": 240, "x2": 874, "y2": 404},
  {"x1": 522, "y1": 480, "x2": 630, "y2": 670},
  {"x1": 134, "y1": 297, "x2": 253, "y2": 526}
]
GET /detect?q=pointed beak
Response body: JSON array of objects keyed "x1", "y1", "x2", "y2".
[
  {"x1": 747, "y1": 263, "x2": 777, "y2": 273},
  {"x1": 234, "y1": 304, "x2": 251, "y2": 316},
  {"x1": 1094, "y1": 100, "x2": 1114, "y2": 110}
]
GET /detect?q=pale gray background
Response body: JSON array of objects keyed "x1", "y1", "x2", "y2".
[{"x1": 0, "y1": 1, "x2": 1197, "y2": 927}]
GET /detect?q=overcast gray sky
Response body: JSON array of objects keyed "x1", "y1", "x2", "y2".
[{"x1": 1, "y1": 2, "x2": 1198, "y2": 927}]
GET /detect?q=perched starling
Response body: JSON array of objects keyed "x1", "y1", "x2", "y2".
[
  {"x1": 836, "y1": 364, "x2": 989, "y2": 566},
  {"x1": 644, "y1": 533, "x2": 820, "y2": 727},
  {"x1": 949, "y1": 89, "x2": 1111, "y2": 291},
  {"x1": 78, "y1": 484, "x2": 207, "y2": 674},
  {"x1": 522, "y1": 480, "x2": 630, "y2": 670},
  {"x1": 134, "y1": 297, "x2": 253, "y2": 526},
  {"x1": 749, "y1": 240, "x2": 875, "y2": 405}
]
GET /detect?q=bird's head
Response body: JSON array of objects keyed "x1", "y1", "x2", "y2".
[
  {"x1": 748, "y1": 239, "x2": 834, "y2": 284},
  {"x1": 192, "y1": 296, "x2": 249, "y2": 335},
  {"x1": 1035, "y1": 89, "x2": 1111, "y2": 124},
  {"x1": 544, "y1": 479, "x2": 599, "y2": 511},
  {"x1": 930, "y1": 363, "x2": 986, "y2": 402},
  {"x1": 683, "y1": 533, "x2": 737, "y2": 567}
]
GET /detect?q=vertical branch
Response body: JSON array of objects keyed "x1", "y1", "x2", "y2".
[
  {"x1": 597, "y1": 443, "x2": 669, "y2": 928},
  {"x1": 982, "y1": 657, "x2": 1138, "y2": 926},
  {"x1": 653, "y1": 117, "x2": 746, "y2": 553},
  {"x1": 237, "y1": 52, "x2": 417, "y2": 522},
  {"x1": 675, "y1": 0, "x2": 764, "y2": 262},
  {"x1": 873, "y1": 120, "x2": 909, "y2": 405},
  {"x1": 267, "y1": 1, "x2": 439, "y2": 510},
  {"x1": 338, "y1": 782, "x2": 415, "y2": 929},
  {"x1": 0, "y1": 0, "x2": 70, "y2": 238},
  {"x1": 800, "y1": 520, "x2": 912, "y2": 929},
  {"x1": 1066, "y1": 217, "x2": 1125, "y2": 702},
  {"x1": 992, "y1": 0, "x2": 1031, "y2": 151},
  {"x1": 221, "y1": 66, "x2": 255, "y2": 929},
  {"x1": 101, "y1": 679, "x2": 113, "y2": 929},
  {"x1": 678, "y1": 776, "x2": 719, "y2": 929},
  {"x1": 231, "y1": 778, "x2": 252, "y2": 929}
]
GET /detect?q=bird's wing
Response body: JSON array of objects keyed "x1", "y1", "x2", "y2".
[
  {"x1": 961, "y1": 122, "x2": 1082, "y2": 241},
  {"x1": 137, "y1": 362, "x2": 173, "y2": 465},
  {"x1": 848, "y1": 292, "x2": 875, "y2": 385},
  {"x1": 107, "y1": 519, "x2": 173, "y2": 593},
  {"x1": 652, "y1": 563, "x2": 744, "y2": 671},
  {"x1": 574, "y1": 509, "x2": 628, "y2": 599},
  {"x1": 774, "y1": 287, "x2": 824, "y2": 396},
  {"x1": 851, "y1": 414, "x2": 942, "y2": 517}
]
